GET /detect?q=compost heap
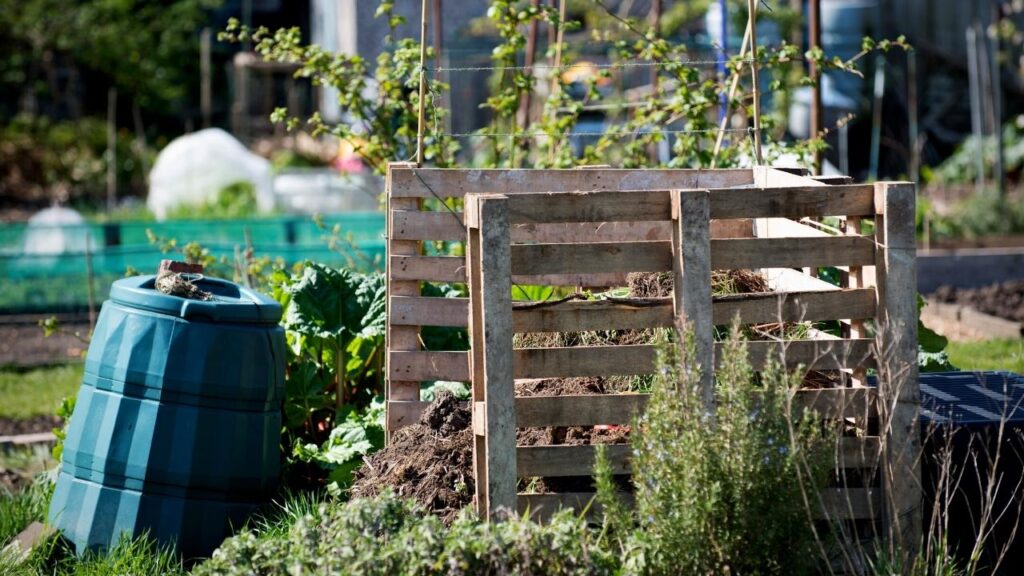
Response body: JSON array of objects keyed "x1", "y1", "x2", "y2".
[
  {"x1": 932, "y1": 281, "x2": 1024, "y2": 323},
  {"x1": 352, "y1": 270, "x2": 782, "y2": 519},
  {"x1": 351, "y1": 390, "x2": 474, "y2": 524}
]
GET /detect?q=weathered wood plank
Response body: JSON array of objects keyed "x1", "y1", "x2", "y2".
[
  {"x1": 796, "y1": 387, "x2": 876, "y2": 419},
  {"x1": 673, "y1": 189, "x2": 715, "y2": 405},
  {"x1": 835, "y1": 437, "x2": 882, "y2": 469},
  {"x1": 517, "y1": 487, "x2": 878, "y2": 521},
  {"x1": 517, "y1": 444, "x2": 631, "y2": 477},
  {"x1": 389, "y1": 295, "x2": 469, "y2": 327},
  {"x1": 511, "y1": 241, "x2": 673, "y2": 276},
  {"x1": 386, "y1": 400, "x2": 429, "y2": 430},
  {"x1": 390, "y1": 255, "x2": 466, "y2": 283},
  {"x1": 388, "y1": 351, "x2": 470, "y2": 382},
  {"x1": 504, "y1": 190, "x2": 671, "y2": 223},
  {"x1": 730, "y1": 338, "x2": 877, "y2": 371},
  {"x1": 513, "y1": 298, "x2": 674, "y2": 333},
  {"x1": 390, "y1": 211, "x2": 759, "y2": 244},
  {"x1": 390, "y1": 255, "x2": 632, "y2": 286},
  {"x1": 514, "y1": 438, "x2": 875, "y2": 479},
  {"x1": 391, "y1": 209, "x2": 465, "y2": 241},
  {"x1": 388, "y1": 167, "x2": 754, "y2": 199},
  {"x1": 708, "y1": 184, "x2": 875, "y2": 219},
  {"x1": 517, "y1": 394, "x2": 648, "y2": 428},
  {"x1": 875, "y1": 181, "x2": 922, "y2": 558},
  {"x1": 818, "y1": 488, "x2": 881, "y2": 521},
  {"x1": 514, "y1": 345, "x2": 658, "y2": 378},
  {"x1": 711, "y1": 236, "x2": 876, "y2": 269},
  {"x1": 390, "y1": 387, "x2": 874, "y2": 432},
  {"x1": 386, "y1": 162, "x2": 424, "y2": 419},
  {"x1": 712, "y1": 288, "x2": 877, "y2": 325},
  {"x1": 471, "y1": 194, "x2": 517, "y2": 518}
]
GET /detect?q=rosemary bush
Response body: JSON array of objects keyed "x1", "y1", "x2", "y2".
[{"x1": 597, "y1": 327, "x2": 833, "y2": 575}]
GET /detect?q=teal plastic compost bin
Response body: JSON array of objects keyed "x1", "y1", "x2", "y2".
[{"x1": 47, "y1": 275, "x2": 285, "y2": 559}]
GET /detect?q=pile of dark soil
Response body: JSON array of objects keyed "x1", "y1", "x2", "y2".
[
  {"x1": 515, "y1": 378, "x2": 631, "y2": 447},
  {"x1": 0, "y1": 415, "x2": 61, "y2": 437},
  {"x1": 933, "y1": 282, "x2": 1024, "y2": 323},
  {"x1": 350, "y1": 391, "x2": 474, "y2": 524}
]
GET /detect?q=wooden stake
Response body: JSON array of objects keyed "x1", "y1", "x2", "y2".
[
  {"x1": 745, "y1": 0, "x2": 763, "y2": 165},
  {"x1": 416, "y1": 0, "x2": 429, "y2": 166},
  {"x1": 711, "y1": 21, "x2": 752, "y2": 167}
]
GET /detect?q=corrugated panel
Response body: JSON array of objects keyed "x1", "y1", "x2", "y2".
[{"x1": 919, "y1": 371, "x2": 1024, "y2": 425}]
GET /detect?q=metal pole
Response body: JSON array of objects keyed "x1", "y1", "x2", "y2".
[
  {"x1": 746, "y1": 0, "x2": 763, "y2": 165},
  {"x1": 991, "y1": 3, "x2": 1005, "y2": 197},
  {"x1": 907, "y1": 50, "x2": 919, "y2": 182},
  {"x1": 517, "y1": 0, "x2": 540, "y2": 131},
  {"x1": 416, "y1": 0, "x2": 429, "y2": 165},
  {"x1": 711, "y1": 22, "x2": 752, "y2": 167},
  {"x1": 649, "y1": 0, "x2": 662, "y2": 91},
  {"x1": 718, "y1": 0, "x2": 728, "y2": 122},
  {"x1": 433, "y1": 0, "x2": 443, "y2": 69},
  {"x1": 809, "y1": 0, "x2": 822, "y2": 174},
  {"x1": 966, "y1": 24, "x2": 985, "y2": 193},
  {"x1": 868, "y1": 54, "x2": 885, "y2": 180}
]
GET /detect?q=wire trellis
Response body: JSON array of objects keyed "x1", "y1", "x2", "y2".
[
  {"x1": 444, "y1": 127, "x2": 753, "y2": 139},
  {"x1": 436, "y1": 58, "x2": 754, "y2": 74}
]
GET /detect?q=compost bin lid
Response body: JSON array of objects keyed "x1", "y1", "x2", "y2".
[{"x1": 109, "y1": 275, "x2": 282, "y2": 324}]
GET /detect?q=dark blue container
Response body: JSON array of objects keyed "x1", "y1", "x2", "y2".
[{"x1": 48, "y1": 275, "x2": 285, "y2": 559}]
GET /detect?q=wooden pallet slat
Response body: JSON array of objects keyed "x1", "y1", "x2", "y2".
[
  {"x1": 513, "y1": 345, "x2": 658, "y2": 379},
  {"x1": 712, "y1": 288, "x2": 877, "y2": 326},
  {"x1": 708, "y1": 184, "x2": 875, "y2": 219},
  {"x1": 389, "y1": 168, "x2": 755, "y2": 199},
  {"x1": 517, "y1": 444, "x2": 632, "y2": 477},
  {"x1": 734, "y1": 338, "x2": 877, "y2": 371},
  {"x1": 389, "y1": 295, "x2": 470, "y2": 327},
  {"x1": 510, "y1": 241, "x2": 673, "y2": 276},
  {"x1": 711, "y1": 236, "x2": 876, "y2": 269},
  {"x1": 391, "y1": 209, "x2": 465, "y2": 241},
  {"x1": 513, "y1": 298, "x2": 674, "y2": 333},
  {"x1": 388, "y1": 350, "x2": 470, "y2": 382}
]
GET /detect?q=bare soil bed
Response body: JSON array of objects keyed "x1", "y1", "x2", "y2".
[
  {"x1": 932, "y1": 281, "x2": 1024, "y2": 323},
  {"x1": 0, "y1": 316, "x2": 90, "y2": 368},
  {"x1": 0, "y1": 415, "x2": 61, "y2": 437}
]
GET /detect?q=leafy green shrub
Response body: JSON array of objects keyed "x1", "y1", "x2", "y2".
[
  {"x1": 0, "y1": 114, "x2": 153, "y2": 205},
  {"x1": 291, "y1": 400, "x2": 385, "y2": 496},
  {"x1": 930, "y1": 119, "x2": 1024, "y2": 185},
  {"x1": 195, "y1": 492, "x2": 616, "y2": 576},
  {"x1": 270, "y1": 263, "x2": 387, "y2": 487},
  {"x1": 596, "y1": 329, "x2": 832, "y2": 575}
]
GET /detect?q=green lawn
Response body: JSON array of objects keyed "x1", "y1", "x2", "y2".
[
  {"x1": 946, "y1": 338, "x2": 1024, "y2": 374},
  {"x1": 0, "y1": 365, "x2": 83, "y2": 420}
]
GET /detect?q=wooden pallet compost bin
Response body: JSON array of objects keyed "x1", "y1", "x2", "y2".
[{"x1": 384, "y1": 163, "x2": 921, "y2": 554}]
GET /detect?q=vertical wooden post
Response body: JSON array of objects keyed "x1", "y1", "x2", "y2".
[
  {"x1": 874, "y1": 181, "x2": 922, "y2": 561},
  {"x1": 416, "y1": 0, "x2": 429, "y2": 165},
  {"x1": 746, "y1": 0, "x2": 764, "y2": 165},
  {"x1": 385, "y1": 163, "x2": 424, "y2": 434},
  {"x1": 467, "y1": 194, "x2": 516, "y2": 519},
  {"x1": 671, "y1": 189, "x2": 714, "y2": 407}
]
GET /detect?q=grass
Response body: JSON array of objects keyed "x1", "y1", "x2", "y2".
[
  {"x1": 0, "y1": 365, "x2": 83, "y2": 420},
  {"x1": 0, "y1": 479, "x2": 50, "y2": 549},
  {"x1": 946, "y1": 338, "x2": 1024, "y2": 374}
]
